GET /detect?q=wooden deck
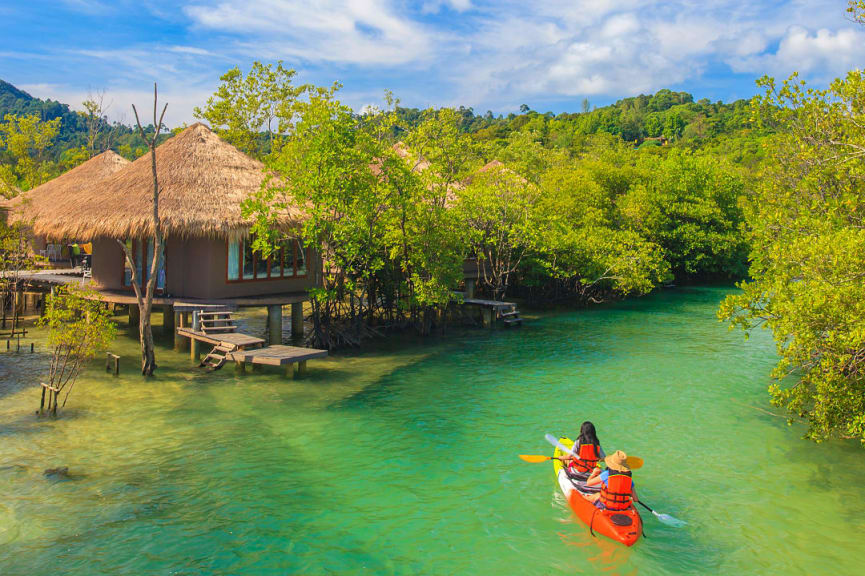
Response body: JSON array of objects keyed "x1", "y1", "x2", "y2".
[
  {"x1": 228, "y1": 345, "x2": 327, "y2": 377},
  {"x1": 228, "y1": 345, "x2": 328, "y2": 365},
  {"x1": 460, "y1": 297, "x2": 518, "y2": 310},
  {"x1": 175, "y1": 327, "x2": 326, "y2": 378},
  {"x1": 11, "y1": 269, "x2": 309, "y2": 308},
  {"x1": 176, "y1": 327, "x2": 265, "y2": 348}
]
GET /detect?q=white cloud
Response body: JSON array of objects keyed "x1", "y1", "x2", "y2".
[
  {"x1": 7, "y1": 0, "x2": 864, "y2": 124},
  {"x1": 184, "y1": 0, "x2": 435, "y2": 66},
  {"x1": 729, "y1": 27, "x2": 864, "y2": 80}
]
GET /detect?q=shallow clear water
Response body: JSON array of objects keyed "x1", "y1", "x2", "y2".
[{"x1": 1, "y1": 287, "x2": 863, "y2": 575}]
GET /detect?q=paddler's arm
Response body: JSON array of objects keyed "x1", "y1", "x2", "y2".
[{"x1": 631, "y1": 485, "x2": 639, "y2": 503}]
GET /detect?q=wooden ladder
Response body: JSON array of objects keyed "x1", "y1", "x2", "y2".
[
  {"x1": 501, "y1": 307, "x2": 523, "y2": 327},
  {"x1": 198, "y1": 310, "x2": 238, "y2": 335},
  {"x1": 200, "y1": 342, "x2": 238, "y2": 371}
]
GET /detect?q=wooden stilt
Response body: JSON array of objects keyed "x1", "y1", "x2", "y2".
[
  {"x1": 465, "y1": 278, "x2": 476, "y2": 299},
  {"x1": 128, "y1": 304, "x2": 140, "y2": 330},
  {"x1": 267, "y1": 304, "x2": 283, "y2": 346},
  {"x1": 291, "y1": 301, "x2": 304, "y2": 339},
  {"x1": 173, "y1": 311, "x2": 184, "y2": 351},
  {"x1": 296, "y1": 360, "x2": 307, "y2": 379},
  {"x1": 163, "y1": 305, "x2": 175, "y2": 336},
  {"x1": 106, "y1": 353, "x2": 120, "y2": 375},
  {"x1": 190, "y1": 311, "x2": 200, "y2": 362}
]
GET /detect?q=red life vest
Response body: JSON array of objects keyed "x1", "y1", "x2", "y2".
[
  {"x1": 600, "y1": 470, "x2": 633, "y2": 511},
  {"x1": 570, "y1": 443, "x2": 601, "y2": 473}
]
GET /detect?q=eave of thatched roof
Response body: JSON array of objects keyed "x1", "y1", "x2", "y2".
[
  {"x1": 28, "y1": 123, "x2": 303, "y2": 241},
  {"x1": 3, "y1": 151, "x2": 129, "y2": 231}
]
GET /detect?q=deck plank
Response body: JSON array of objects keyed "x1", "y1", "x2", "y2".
[
  {"x1": 227, "y1": 345, "x2": 328, "y2": 366},
  {"x1": 176, "y1": 328, "x2": 264, "y2": 348}
]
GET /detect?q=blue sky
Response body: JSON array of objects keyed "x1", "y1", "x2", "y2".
[{"x1": 1, "y1": 1, "x2": 863, "y2": 126}]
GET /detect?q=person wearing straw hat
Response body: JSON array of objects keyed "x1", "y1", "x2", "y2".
[{"x1": 582, "y1": 450, "x2": 639, "y2": 510}]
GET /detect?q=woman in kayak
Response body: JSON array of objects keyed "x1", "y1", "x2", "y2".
[
  {"x1": 584, "y1": 450, "x2": 639, "y2": 510},
  {"x1": 560, "y1": 421, "x2": 605, "y2": 476}
]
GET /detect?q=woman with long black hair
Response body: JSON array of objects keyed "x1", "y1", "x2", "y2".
[{"x1": 561, "y1": 421, "x2": 606, "y2": 477}]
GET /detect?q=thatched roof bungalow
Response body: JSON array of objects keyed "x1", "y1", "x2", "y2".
[
  {"x1": 13, "y1": 123, "x2": 316, "y2": 303},
  {"x1": 3, "y1": 151, "x2": 130, "y2": 227}
]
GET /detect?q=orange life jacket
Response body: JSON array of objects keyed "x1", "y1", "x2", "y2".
[
  {"x1": 600, "y1": 470, "x2": 633, "y2": 511},
  {"x1": 570, "y1": 443, "x2": 601, "y2": 473}
]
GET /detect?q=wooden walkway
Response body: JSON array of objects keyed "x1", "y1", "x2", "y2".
[
  {"x1": 228, "y1": 345, "x2": 328, "y2": 377},
  {"x1": 175, "y1": 326, "x2": 326, "y2": 378},
  {"x1": 453, "y1": 293, "x2": 524, "y2": 327},
  {"x1": 176, "y1": 328, "x2": 265, "y2": 348}
]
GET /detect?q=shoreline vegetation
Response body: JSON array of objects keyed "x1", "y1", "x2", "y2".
[{"x1": 1, "y1": 2, "x2": 864, "y2": 444}]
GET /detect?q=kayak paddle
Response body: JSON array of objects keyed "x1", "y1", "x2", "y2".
[
  {"x1": 519, "y1": 454, "x2": 564, "y2": 463},
  {"x1": 637, "y1": 500, "x2": 686, "y2": 527},
  {"x1": 543, "y1": 434, "x2": 644, "y2": 470}
]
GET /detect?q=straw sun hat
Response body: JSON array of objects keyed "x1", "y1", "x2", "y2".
[{"x1": 605, "y1": 450, "x2": 631, "y2": 472}]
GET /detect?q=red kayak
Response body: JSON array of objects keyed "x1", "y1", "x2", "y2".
[{"x1": 554, "y1": 437, "x2": 642, "y2": 547}]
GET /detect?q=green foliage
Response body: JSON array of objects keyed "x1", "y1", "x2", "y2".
[
  {"x1": 849, "y1": 1, "x2": 865, "y2": 23},
  {"x1": 457, "y1": 161, "x2": 542, "y2": 299},
  {"x1": 621, "y1": 150, "x2": 748, "y2": 279},
  {"x1": 720, "y1": 71, "x2": 865, "y2": 443},
  {"x1": 194, "y1": 61, "x2": 302, "y2": 158},
  {"x1": 0, "y1": 113, "x2": 60, "y2": 189},
  {"x1": 37, "y1": 285, "x2": 116, "y2": 415}
]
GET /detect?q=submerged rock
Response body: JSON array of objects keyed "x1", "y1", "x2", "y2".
[{"x1": 43, "y1": 466, "x2": 69, "y2": 478}]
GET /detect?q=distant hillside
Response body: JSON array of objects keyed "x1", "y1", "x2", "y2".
[
  {"x1": 0, "y1": 79, "x2": 89, "y2": 153},
  {"x1": 0, "y1": 79, "x2": 163, "y2": 161},
  {"x1": 394, "y1": 88, "x2": 765, "y2": 165}
]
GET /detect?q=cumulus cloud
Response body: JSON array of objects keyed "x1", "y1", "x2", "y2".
[
  {"x1": 729, "y1": 27, "x2": 864, "y2": 81},
  {"x1": 184, "y1": 0, "x2": 436, "y2": 66},
  {"x1": 7, "y1": 0, "x2": 864, "y2": 123}
]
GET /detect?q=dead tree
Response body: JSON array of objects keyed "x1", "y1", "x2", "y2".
[{"x1": 118, "y1": 83, "x2": 166, "y2": 376}]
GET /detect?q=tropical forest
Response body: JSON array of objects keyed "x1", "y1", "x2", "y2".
[{"x1": 1, "y1": 1, "x2": 864, "y2": 574}]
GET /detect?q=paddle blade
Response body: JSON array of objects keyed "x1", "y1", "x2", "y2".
[
  {"x1": 544, "y1": 433, "x2": 576, "y2": 457},
  {"x1": 626, "y1": 456, "x2": 644, "y2": 470},
  {"x1": 653, "y1": 512, "x2": 687, "y2": 527},
  {"x1": 519, "y1": 455, "x2": 551, "y2": 463}
]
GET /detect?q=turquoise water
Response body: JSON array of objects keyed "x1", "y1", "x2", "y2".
[{"x1": 1, "y1": 287, "x2": 863, "y2": 575}]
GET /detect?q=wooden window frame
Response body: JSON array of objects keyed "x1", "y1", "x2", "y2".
[{"x1": 225, "y1": 238, "x2": 309, "y2": 284}]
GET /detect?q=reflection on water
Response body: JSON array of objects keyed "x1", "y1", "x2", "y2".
[{"x1": 1, "y1": 287, "x2": 863, "y2": 575}]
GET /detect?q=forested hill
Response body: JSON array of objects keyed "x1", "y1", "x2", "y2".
[
  {"x1": 0, "y1": 79, "x2": 88, "y2": 153},
  {"x1": 395, "y1": 89, "x2": 764, "y2": 166},
  {"x1": 0, "y1": 79, "x2": 154, "y2": 161},
  {"x1": 2, "y1": 78, "x2": 764, "y2": 167}
]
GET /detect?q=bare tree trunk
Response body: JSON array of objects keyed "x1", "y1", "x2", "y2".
[{"x1": 121, "y1": 83, "x2": 167, "y2": 376}]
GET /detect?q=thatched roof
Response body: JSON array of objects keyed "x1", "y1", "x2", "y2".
[
  {"x1": 2, "y1": 151, "x2": 129, "y2": 228},
  {"x1": 26, "y1": 123, "x2": 302, "y2": 241}
]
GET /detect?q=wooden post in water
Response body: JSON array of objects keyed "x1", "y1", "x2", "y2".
[
  {"x1": 267, "y1": 304, "x2": 282, "y2": 345},
  {"x1": 190, "y1": 310, "x2": 200, "y2": 362},
  {"x1": 481, "y1": 307, "x2": 494, "y2": 328},
  {"x1": 465, "y1": 279, "x2": 476, "y2": 299},
  {"x1": 128, "y1": 304, "x2": 140, "y2": 330},
  {"x1": 106, "y1": 353, "x2": 120, "y2": 375},
  {"x1": 296, "y1": 360, "x2": 307, "y2": 379},
  {"x1": 290, "y1": 301, "x2": 304, "y2": 339},
  {"x1": 173, "y1": 309, "x2": 184, "y2": 351},
  {"x1": 163, "y1": 305, "x2": 175, "y2": 336}
]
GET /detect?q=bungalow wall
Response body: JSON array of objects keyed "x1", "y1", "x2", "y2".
[{"x1": 91, "y1": 236, "x2": 318, "y2": 299}]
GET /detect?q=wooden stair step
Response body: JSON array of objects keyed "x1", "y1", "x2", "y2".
[
  {"x1": 202, "y1": 326, "x2": 238, "y2": 333},
  {"x1": 501, "y1": 311, "x2": 520, "y2": 318},
  {"x1": 198, "y1": 312, "x2": 234, "y2": 318}
]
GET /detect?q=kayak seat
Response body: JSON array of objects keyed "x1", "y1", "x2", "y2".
[{"x1": 572, "y1": 480, "x2": 601, "y2": 494}]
